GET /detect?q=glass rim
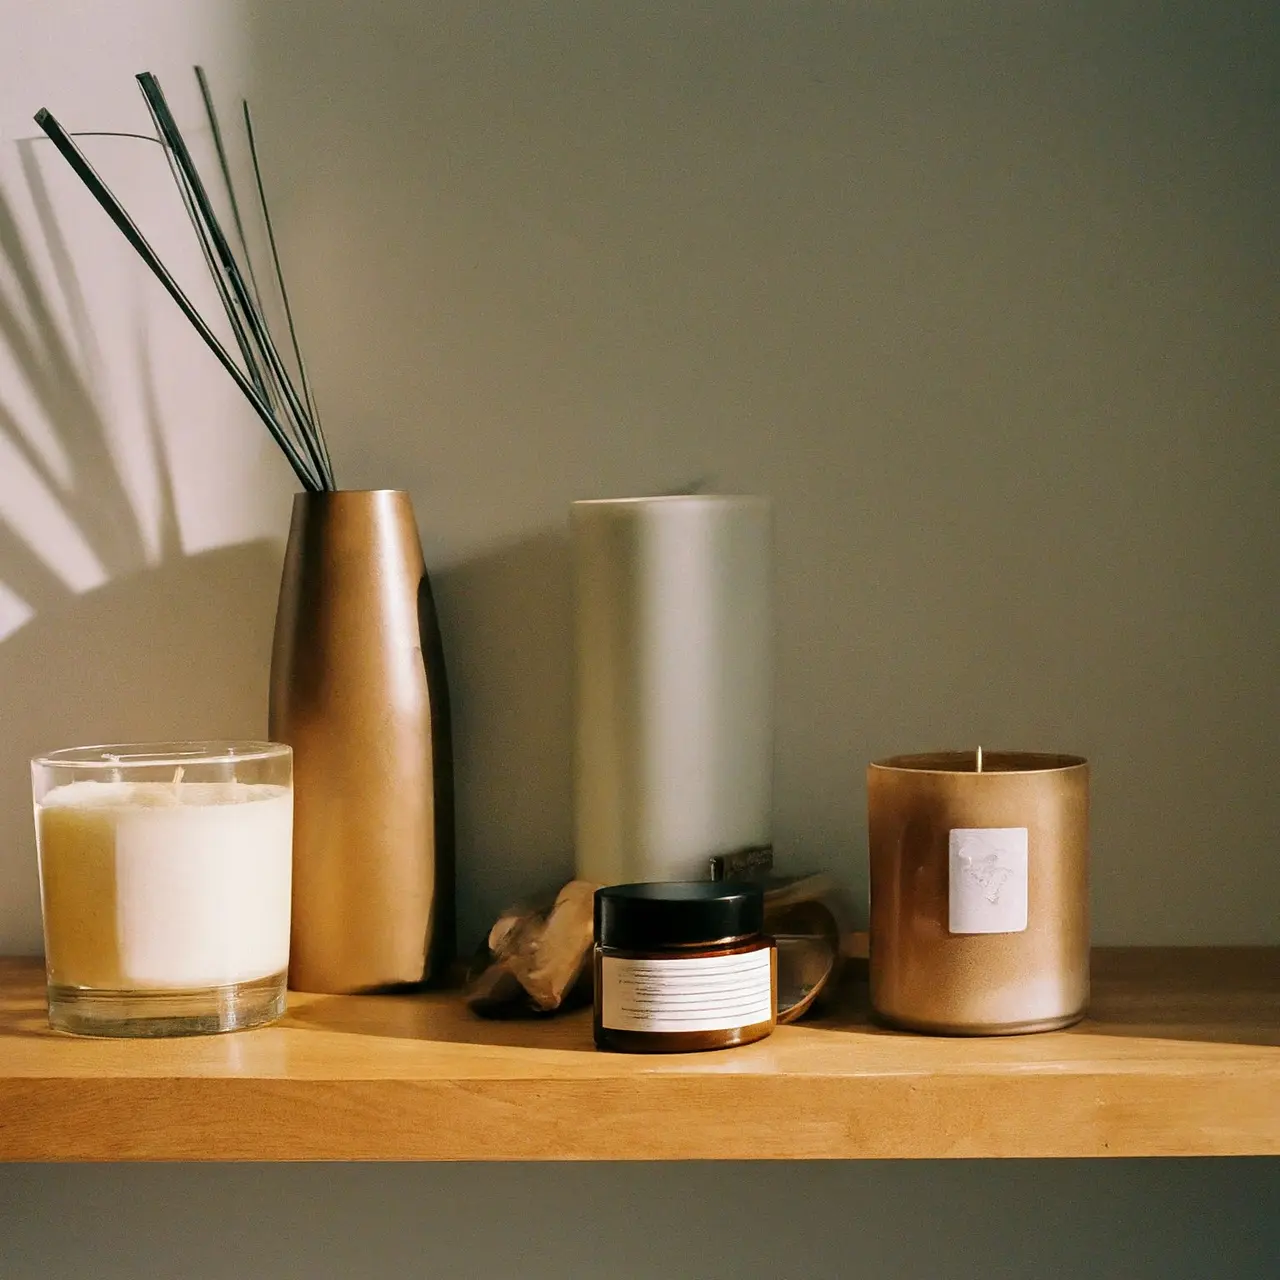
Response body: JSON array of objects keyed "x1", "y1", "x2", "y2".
[
  {"x1": 869, "y1": 750, "x2": 1087, "y2": 775},
  {"x1": 32, "y1": 741, "x2": 291, "y2": 770}
]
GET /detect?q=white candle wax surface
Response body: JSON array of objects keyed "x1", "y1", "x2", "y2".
[{"x1": 36, "y1": 779, "x2": 293, "y2": 991}]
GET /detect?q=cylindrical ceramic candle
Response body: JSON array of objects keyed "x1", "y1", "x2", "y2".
[
  {"x1": 868, "y1": 750, "x2": 1088, "y2": 1035},
  {"x1": 572, "y1": 495, "x2": 773, "y2": 885},
  {"x1": 32, "y1": 742, "x2": 293, "y2": 1037}
]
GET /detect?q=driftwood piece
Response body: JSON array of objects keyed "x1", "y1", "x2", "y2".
[
  {"x1": 465, "y1": 880, "x2": 599, "y2": 1016},
  {"x1": 466, "y1": 870, "x2": 855, "y2": 1022}
]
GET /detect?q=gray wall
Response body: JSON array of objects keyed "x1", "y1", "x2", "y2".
[
  {"x1": 1, "y1": 3, "x2": 1277, "y2": 1277},
  {"x1": 1, "y1": 1161, "x2": 1279, "y2": 1280},
  {"x1": 244, "y1": 0, "x2": 1280, "y2": 947}
]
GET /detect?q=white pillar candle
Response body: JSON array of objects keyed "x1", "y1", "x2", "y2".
[
  {"x1": 572, "y1": 495, "x2": 773, "y2": 884},
  {"x1": 37, "y1": 780, "x2": 293, "y2": 990}
]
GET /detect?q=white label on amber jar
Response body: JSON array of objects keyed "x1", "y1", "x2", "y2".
[
  {"x1": 600, "y1": 949, "x2": 773, "y2": 1033},
  {"x1": 949, "y1": 827, "x2": 1029, "y2": 934}
]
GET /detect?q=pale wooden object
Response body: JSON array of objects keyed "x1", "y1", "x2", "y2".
[
  {"x1": 466, "y1": 879, "x2": 597, "y2": 1013},
  {"x1": 0, "y1": 949, "x2": 1276, "y2": 1161}
]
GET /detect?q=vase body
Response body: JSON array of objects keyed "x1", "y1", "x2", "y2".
[
  {"x1": 269, "y1": 490, "x2": 454, "y2": 993},
  {"x1": 571, "y1": 495, "x2": 773, "y2": 885}
]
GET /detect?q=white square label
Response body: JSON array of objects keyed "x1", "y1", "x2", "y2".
[{"x1": 949, "y1": 827, "x2": 1028, "y2": 934}]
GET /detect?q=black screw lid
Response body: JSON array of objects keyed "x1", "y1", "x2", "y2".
[{"x1": 594, "y1": 881, "x2": 765, "y2": 951}]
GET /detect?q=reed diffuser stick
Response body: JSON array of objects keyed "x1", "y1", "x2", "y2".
[
  {"x1": 33, "y1": 106, "x2": 323, "y2": 491},
  {"x1": 243, "y1": 101, "x2": 332, "y2": 483},
  {"x1": 194, "y1": 66, "x2": 266, "y2": 317},
  {"x1": 135, "y1": 75, "x2": 326, "y2": 482},
  {"x1": 137, "y1": 81, "x2": 322, "y2": 487},
  {"x1": 34, "y1": 68, "x2": 336, "y2": 491}
]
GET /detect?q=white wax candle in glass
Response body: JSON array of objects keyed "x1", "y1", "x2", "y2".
[{"x1": 31, "y1": 741, "x2": 293, "y2": 1037}]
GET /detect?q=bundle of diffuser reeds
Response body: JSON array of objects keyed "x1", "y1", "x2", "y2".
[{"x1": 35, "y1": 70, "x2": 334, "y2": 491}]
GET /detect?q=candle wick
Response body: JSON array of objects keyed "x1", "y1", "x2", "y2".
[
  {"x1": 976, "y1": 746, "x2": 983, "y2": 773},
  {"x1": 172, "y1": 765, "x2": 185, "y2": 793}
]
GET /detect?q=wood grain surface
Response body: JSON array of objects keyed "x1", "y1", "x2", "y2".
[{"x1": 0, "y1": 949, "x2": 1276, "y2": 1161}]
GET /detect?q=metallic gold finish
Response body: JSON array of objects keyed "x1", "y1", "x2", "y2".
[
  {"x1": 868, "y1": 751, "x2": 1089, "y2": 1035},
  {"x1": 270, "y1": 490, "x2": 453, "y2": 993}
]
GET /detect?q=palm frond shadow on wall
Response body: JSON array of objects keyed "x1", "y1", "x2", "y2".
[{"x1": 0, "y1": 154, "x2": 279, "y2": 952}]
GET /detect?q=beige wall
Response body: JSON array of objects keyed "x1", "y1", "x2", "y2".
[
  {"x1": 0, "y1": 0, "x2": 290, "y2": 951},
  {"x1": 1, "y1": 2, "x2": 1277, "y2": 951},
  {"x1": 0, "y1": 4, "x2": 1277, "y2": 1275}
]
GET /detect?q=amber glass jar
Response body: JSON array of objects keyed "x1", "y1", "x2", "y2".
[{"x1": 593, "y1": 881, "x2": 777, "y2": 1053}]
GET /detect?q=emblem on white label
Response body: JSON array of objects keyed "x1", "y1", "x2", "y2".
[{"x1": 949, "y1": 827, "x2": 1028, "y2": 934}]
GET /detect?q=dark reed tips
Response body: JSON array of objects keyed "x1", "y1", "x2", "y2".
[{"x1": 33, "y1": 70, "x2": 335, "y2": 491}]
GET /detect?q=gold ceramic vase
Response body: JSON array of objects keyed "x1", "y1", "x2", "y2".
[{"x1": 269, "y1": 490, "x2": 454, "y2": 993}]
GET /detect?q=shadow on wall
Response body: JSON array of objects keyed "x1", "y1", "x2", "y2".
[
  {"x1": 432, "y1": 530, "x2": 574, "y2": 945},
  {"x1": 0, "y1": 542, "x2": 282, "y2": 950},
  {"x1": 0, "y1": 154, "x2": 177, "y2": 606},
  {"x1": 0, "y1": 163, "x2": 280, "y2": 952},
  {"x1": 2, "y1": 136, "x2": 576, "y2": 952}
]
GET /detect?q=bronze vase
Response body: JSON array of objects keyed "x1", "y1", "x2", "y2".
[{"x1": 269, "y1": 490, "x2": 454, "y2": 993}]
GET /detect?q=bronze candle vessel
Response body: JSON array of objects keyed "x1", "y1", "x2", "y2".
[
  {"x1": 270, "y1": 490, "x2": 454, "y2": 993},
  {"x1": 868, "y1": 751, "x2": 1088, "y2": 1035}
]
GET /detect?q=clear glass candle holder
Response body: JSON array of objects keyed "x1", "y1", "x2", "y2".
[{"x1": 31, "y1": 741, "x2": 293, "y2": 1037}]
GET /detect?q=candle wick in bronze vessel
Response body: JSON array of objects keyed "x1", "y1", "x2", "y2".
[{"x1": 976, "y1": 746, "x2": 983, "y2": 773}]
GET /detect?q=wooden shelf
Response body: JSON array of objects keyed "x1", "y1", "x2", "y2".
[{"x1": 0, "y1": 949, "x2": 1276, "y2": 1161}]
